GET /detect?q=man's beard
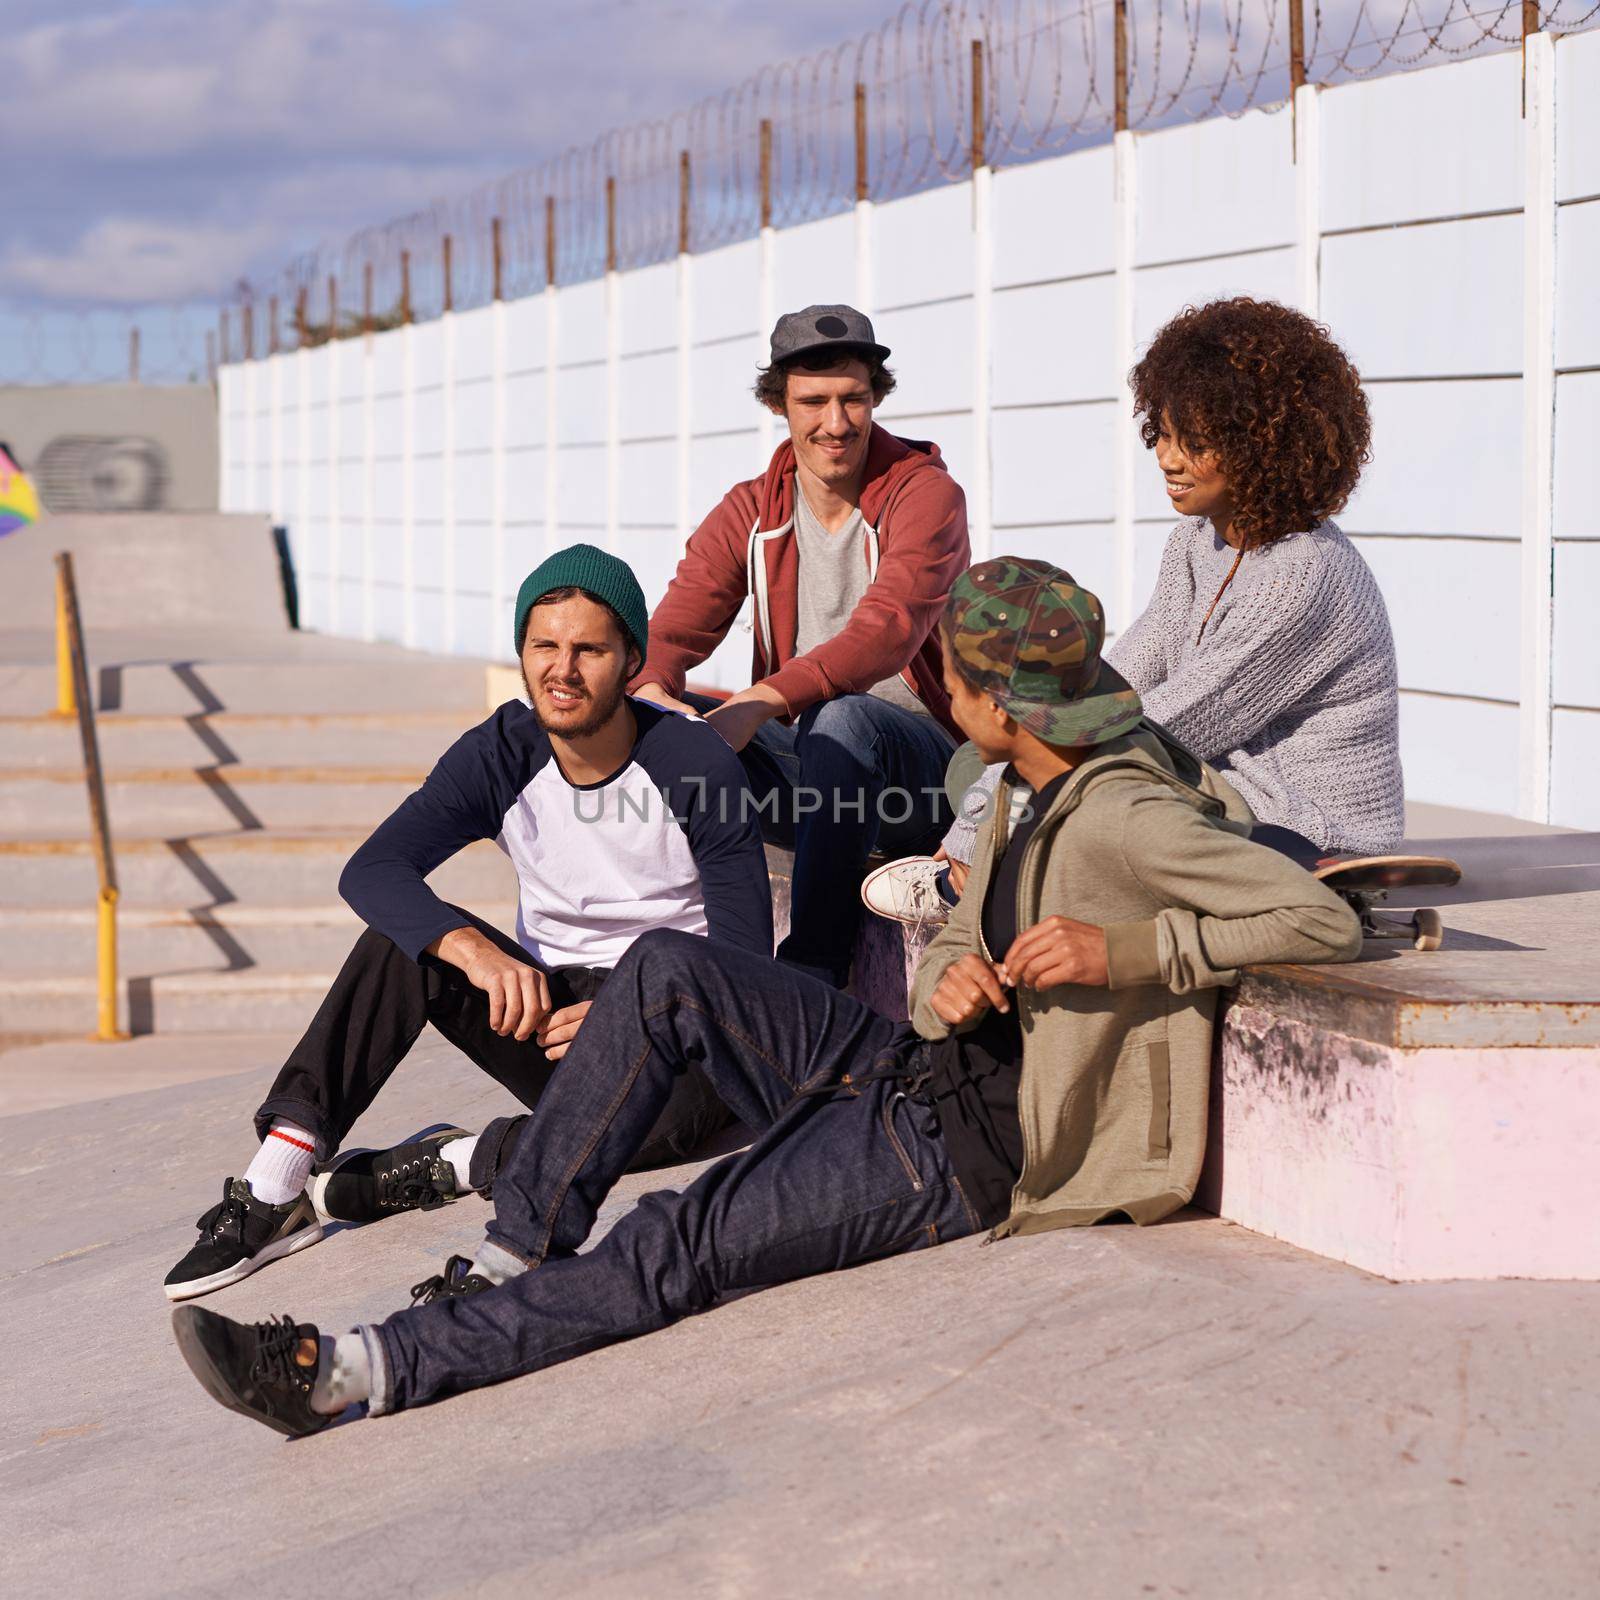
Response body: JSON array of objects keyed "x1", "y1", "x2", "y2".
[{"x1": 522, "y1": 667, "x2": 629, "y2": 739}]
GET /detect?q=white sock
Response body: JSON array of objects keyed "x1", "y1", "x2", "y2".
[
  {"x1": 310, "y1": 1330, "x2": 371, "y2": 1415},
  {"x1": 243, "y1": 1120, "x2": 317, "y2": 1204},
  {"x1": 440, "y1": 1134, "x2": 480, "y2": 1193},
  {"x1": 468, "y1": 1238, "x2": 525, "y2": 1285}
]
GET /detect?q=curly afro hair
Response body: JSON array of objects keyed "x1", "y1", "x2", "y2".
[{"x1": 1130, "y1": 297, "x2": 1371, "y2": 548}]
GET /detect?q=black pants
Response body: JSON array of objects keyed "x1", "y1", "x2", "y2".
[{"x1": 253, "y1": 907, "x2": 732, "y2": 1186}]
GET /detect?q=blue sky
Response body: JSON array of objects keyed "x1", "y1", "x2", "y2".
[{"x1": 4, "y1": 0, "x2": 917, "y2": 310}]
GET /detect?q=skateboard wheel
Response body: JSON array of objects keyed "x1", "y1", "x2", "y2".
[{"x1": 1412, "y1": 908, "x2": 1443, "y2": 952}]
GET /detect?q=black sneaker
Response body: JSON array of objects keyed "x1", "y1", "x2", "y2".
[
  {"x1": 171, "y1": 1305, "x2": 332, "y2": 1439},
  {"x1": 310, "y1": 1126, "x2": 471, "y2": 1225},
  {"x1": 164, "y1": 1178, "x2": 323, "y2": 1302},
  {"x1": 410, "y1": 1254, "x2": 495, "y2": 1306}
]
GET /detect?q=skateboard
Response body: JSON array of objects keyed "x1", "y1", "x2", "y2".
[{"x1": 1312, "y1": 855, "x2": 1461, "y2": 952}]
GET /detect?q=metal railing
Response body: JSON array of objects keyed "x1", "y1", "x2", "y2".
[{"x1": 51, "y1": 552, "x2": 127, "y2": 1042}]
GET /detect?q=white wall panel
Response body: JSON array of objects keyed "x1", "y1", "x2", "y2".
[
  {"x1": 413, "y1": 386, "x2": 444, "y2": 453},
  {"x1": 1322, "y1": 216, "x2": 1522, "y2": 378},
  {"x1": 503, "y1": 451, "x2": 545, "y2": 523},
  {"x1": 412, "y1": 518, "x2": 446, "y2": 590},
  {"x1": 1322, "y1": 51, "x2": 1523, "y2": 231},
  {"x1": 1553, "y1": 372, "x2": 1600, "y2": 540},
  {"x1": 872, "y1": 300, "x2": 973, "y2": 418},
  {"x1": 412, "y1": 588, "x2": 446, "y2": 654},
  {"x1": 991, "y1": 276, "x2": 1116, "y2": 407},
  {"x1": 503, "y1": 293, "x2": 548, "y2": 371},
  {"x1": 372, "y1": 581, "x2": 405, "y2": 646},
  {"x1": 891, "y1": 412, "x2": 973, "y2": 510},
  {"x1": 1354, "y1": 535, "x2": 1520, "y2": 700},
  {"x1": 560, "y1": 280, "x2": 608, "y2": 365},
  {"x1": 1551, "y1": 709, "x2": 1600, "y2": 827},
  {"x1": 1555, "y1": 199, "x2": 1600, "y2": 370},
  {"x1": 411, "y1": 457, "x2": 444, "y2": 525},
  {"x1": 454, "y1": 375, "x2": 495, "y2": 448},
  {"x1": 993, "y1": 523, "x2": 1118, "y2": 611},
  {"x1": 453, "y1": 455, "x2": 494, "y2": 525},
  {"x1": 617, "y1": 527, "x2": 684, "y2": 614},
  {"x1": 618, "y1": 438, "x2": 677, "y2": 527},
  {"x1": 371, "y1": 327, "x2": 405, "y2": 392},
  {"x1": 371, "y1": 393, "x2": 403, "y2": 457},
  {"x1": 411, "y1": 321, "x2": 444, "y2": 391},
  {"x1": 1398, "y1": 692, "x2": 1520, "y2": 814},
  {"x1": 503, "y1": 371, "x2": 547, "y2": 450},
  {"x1": 689, "y1": 432, "x2": 762, "y2": 524},
  {"x1": 875, "y1": 184, "x2": 973, "y2": 307},
  {"x1": 1133, "y1": 448, "x2": 1179, "y2": 522},
  {"x1": 1343, "y1": 378, "x2": 1522, "y2": 536},
  {"x1": 618, "y1": 349, "x2": 679, "y2": 440},
  {"x1": 455, "y1": 594, "x2": 494, "y2": 656},
  {"x1": 454, "y1": 524, "x2": 494, "y2": 597},
  {"x1": 993, "y1": 146, "x2": 1114, "y2": 286},
  {"x1": 1554, "y1": 542, "x2": 1600, "y2": 708},
  {"x1": 1557, "y1": 28, "x2": 1600, "y2": 202},
  {"x1": 1130, "y1": 521, "x2": 1169, "y2": 617},
  {"x1": 691, "y1": 336, "x2": 765, "y2": 436},
  {"x1": 336, "y1": 347, "x2": 363, "y2": 403},
  {"x1": 1137, "y1": 110, "x2": 1295, "y2": 263},
  {"x1": 619, "y1": 261, "x2": 679, "y2": 356},
  {"x1": 500, "y1": 524, "x2": 544, "y2": 583},
  {"x1": 454, "y1": 306, "x2": 496, "y2": 382},
  {"x1": 773, "y1": 212, "x2": 856, "y2": 312},
  {"x1": 692, "y1": 240, "x2": 761, "y2": 342},
  {"x1": 555, "y1": 363, "x2": 607, "y2": 446},
  {"x1": 556, "y1": 446, "x2": 606, "y2": 529},
  {"x1": 1133, "y1": 247, "x2": 1296, "y2": 353},
  {"x1": 991, "y1": 404, "x2": 1114, "y2": 525}
]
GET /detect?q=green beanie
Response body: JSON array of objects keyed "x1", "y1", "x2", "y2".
[{"x1": 512, "y1": 543, "x2": 649, "y2": 664}]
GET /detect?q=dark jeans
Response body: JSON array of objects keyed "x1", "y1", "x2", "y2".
[
  {"x1": 685, "y1": 691, "x2": 955, "y2": 985},
  {"x1": 369, "y1": 928, "x2": 980, "y2": 1414},
  {"x1": 254, "y1": 908, "x2": 730, "y2": 1185}
]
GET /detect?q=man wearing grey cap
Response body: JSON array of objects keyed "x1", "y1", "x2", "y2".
[{"x1": 632, "y1": 304, "x2": 970, "y2": 986}]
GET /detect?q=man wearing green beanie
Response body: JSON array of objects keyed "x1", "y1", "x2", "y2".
[
  {"x1": 163, "y1": 544, "x2": 771, "y2": 1304},
  {"x1": 174, "y1": 559, "x2": 1362, "y2": 1432}
]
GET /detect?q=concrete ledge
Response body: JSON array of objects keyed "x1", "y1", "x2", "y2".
[{"x1": 1200, "y1": 1002, "x2": 1600, "y2": 1280}]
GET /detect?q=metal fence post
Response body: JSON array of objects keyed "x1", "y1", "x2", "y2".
[
  {"x1": 1519, "y1": 18, "x2": 1556, "y2": 819},
  {"x1": 326, "y1": 273, "x2": 342, "y2": 634},
  {"x1": 971, "y1": 38, "x2": 994, "y2": 563},
  {"x1": 757, "y1": 126, "x2": 777, "y2": 462},
  {"x1": 854, "y1": 82, "x2": 874, "y2": 314},
  {"x1": 1111, "y1": 0, "x2": 1138, "y2": 635},
  {"x1": 128, "y1": 325, "x2": 140, "y2": 383},
  {"x1": 545, "y1": 195, "x2": 561, "y2": 560}
]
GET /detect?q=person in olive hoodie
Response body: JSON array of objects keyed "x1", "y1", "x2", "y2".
[
  {"x1": 170, "y1": 558, "x2": 1361, "y2": 1439},
  {"x1": 632, "y1": 304, "x2": 970, "y2": 986}
]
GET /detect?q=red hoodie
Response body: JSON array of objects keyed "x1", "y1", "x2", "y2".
[{"x1": 633, "y1": 426, "x2": 970, "y2": 737}]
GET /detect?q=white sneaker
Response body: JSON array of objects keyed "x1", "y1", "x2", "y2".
[{"x1": 860, "y1": 856, "x2": 953, "y2": 929}]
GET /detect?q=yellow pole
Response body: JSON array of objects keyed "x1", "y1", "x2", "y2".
[
  {"x1": 96, "y1": 885, "x2": 126, "y2": 1042},
  {"x1": 55, "y1": 565, "x2": 76, "y2": 717}
]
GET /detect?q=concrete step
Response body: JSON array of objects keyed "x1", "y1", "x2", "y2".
[
  {"x1": 0, "y1": 648, "x2": 491, "y2": 717},
  {"x1": 0, "y1": 710, "x2": 476, "y2": 771},
  {"x1": 0, "y1": 901, "x2": 518, "y2": 975},
  {"x1": 0, "y1": 766, "x2": 425, "y2": 837},
  {"x1": 0, "y1": 831, "x2": 517, "y2": 908}
]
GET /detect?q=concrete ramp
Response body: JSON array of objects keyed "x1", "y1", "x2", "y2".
[{"x1": 0, "y1": 512, "x2": 287, "y2": 634}]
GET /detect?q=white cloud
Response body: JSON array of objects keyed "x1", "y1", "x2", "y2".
[{"x1": 0, "y1": 217, "x2": 279, "y2": 304}]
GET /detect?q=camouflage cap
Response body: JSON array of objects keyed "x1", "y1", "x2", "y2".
[{"x1": 944, "y1": 557, "x2": 1143, "y2": 746}]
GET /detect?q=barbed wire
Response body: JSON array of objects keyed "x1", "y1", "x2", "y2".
[{"x1": 4, "y1": 0, "x2": 1596, "y2": 381}]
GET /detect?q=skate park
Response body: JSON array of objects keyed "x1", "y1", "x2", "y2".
[{"x1": 6, "y1": 5, "x2": 1600, "y2": 1597}]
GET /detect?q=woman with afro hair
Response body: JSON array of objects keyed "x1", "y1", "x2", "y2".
[{"x1": 887, "y1": 298, "x2": 1404, "y2": 929}]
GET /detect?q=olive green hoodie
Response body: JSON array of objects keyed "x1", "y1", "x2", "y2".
[{"x1": 909, "y1": 728, "x2": 1363, "y2": 1235}]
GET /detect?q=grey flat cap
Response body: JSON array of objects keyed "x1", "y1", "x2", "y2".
[{"x1": 769, "y1": 304, "x2": 890, "y2": 366}]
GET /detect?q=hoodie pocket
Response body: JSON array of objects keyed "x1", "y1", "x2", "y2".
[{"x1": 1146, "y1": 1040, "x2": 1172, "y2": 1159}]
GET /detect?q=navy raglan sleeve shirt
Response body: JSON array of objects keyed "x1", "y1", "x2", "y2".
[
  {"x1": 634, "y1": 705, "x2": 774, "y2": 958},
  {"x1": 338, "y1": 703, "x2": 539, "y2": 961}
]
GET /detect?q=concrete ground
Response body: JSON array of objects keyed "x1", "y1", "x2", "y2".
[{"x1": 4, "y1": 1032, "x2": 1598, "y2": 1599}]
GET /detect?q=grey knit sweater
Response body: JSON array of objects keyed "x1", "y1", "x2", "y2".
[{"x1": 944, "y1": 518, "x2": 1404, "y2": 860}]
